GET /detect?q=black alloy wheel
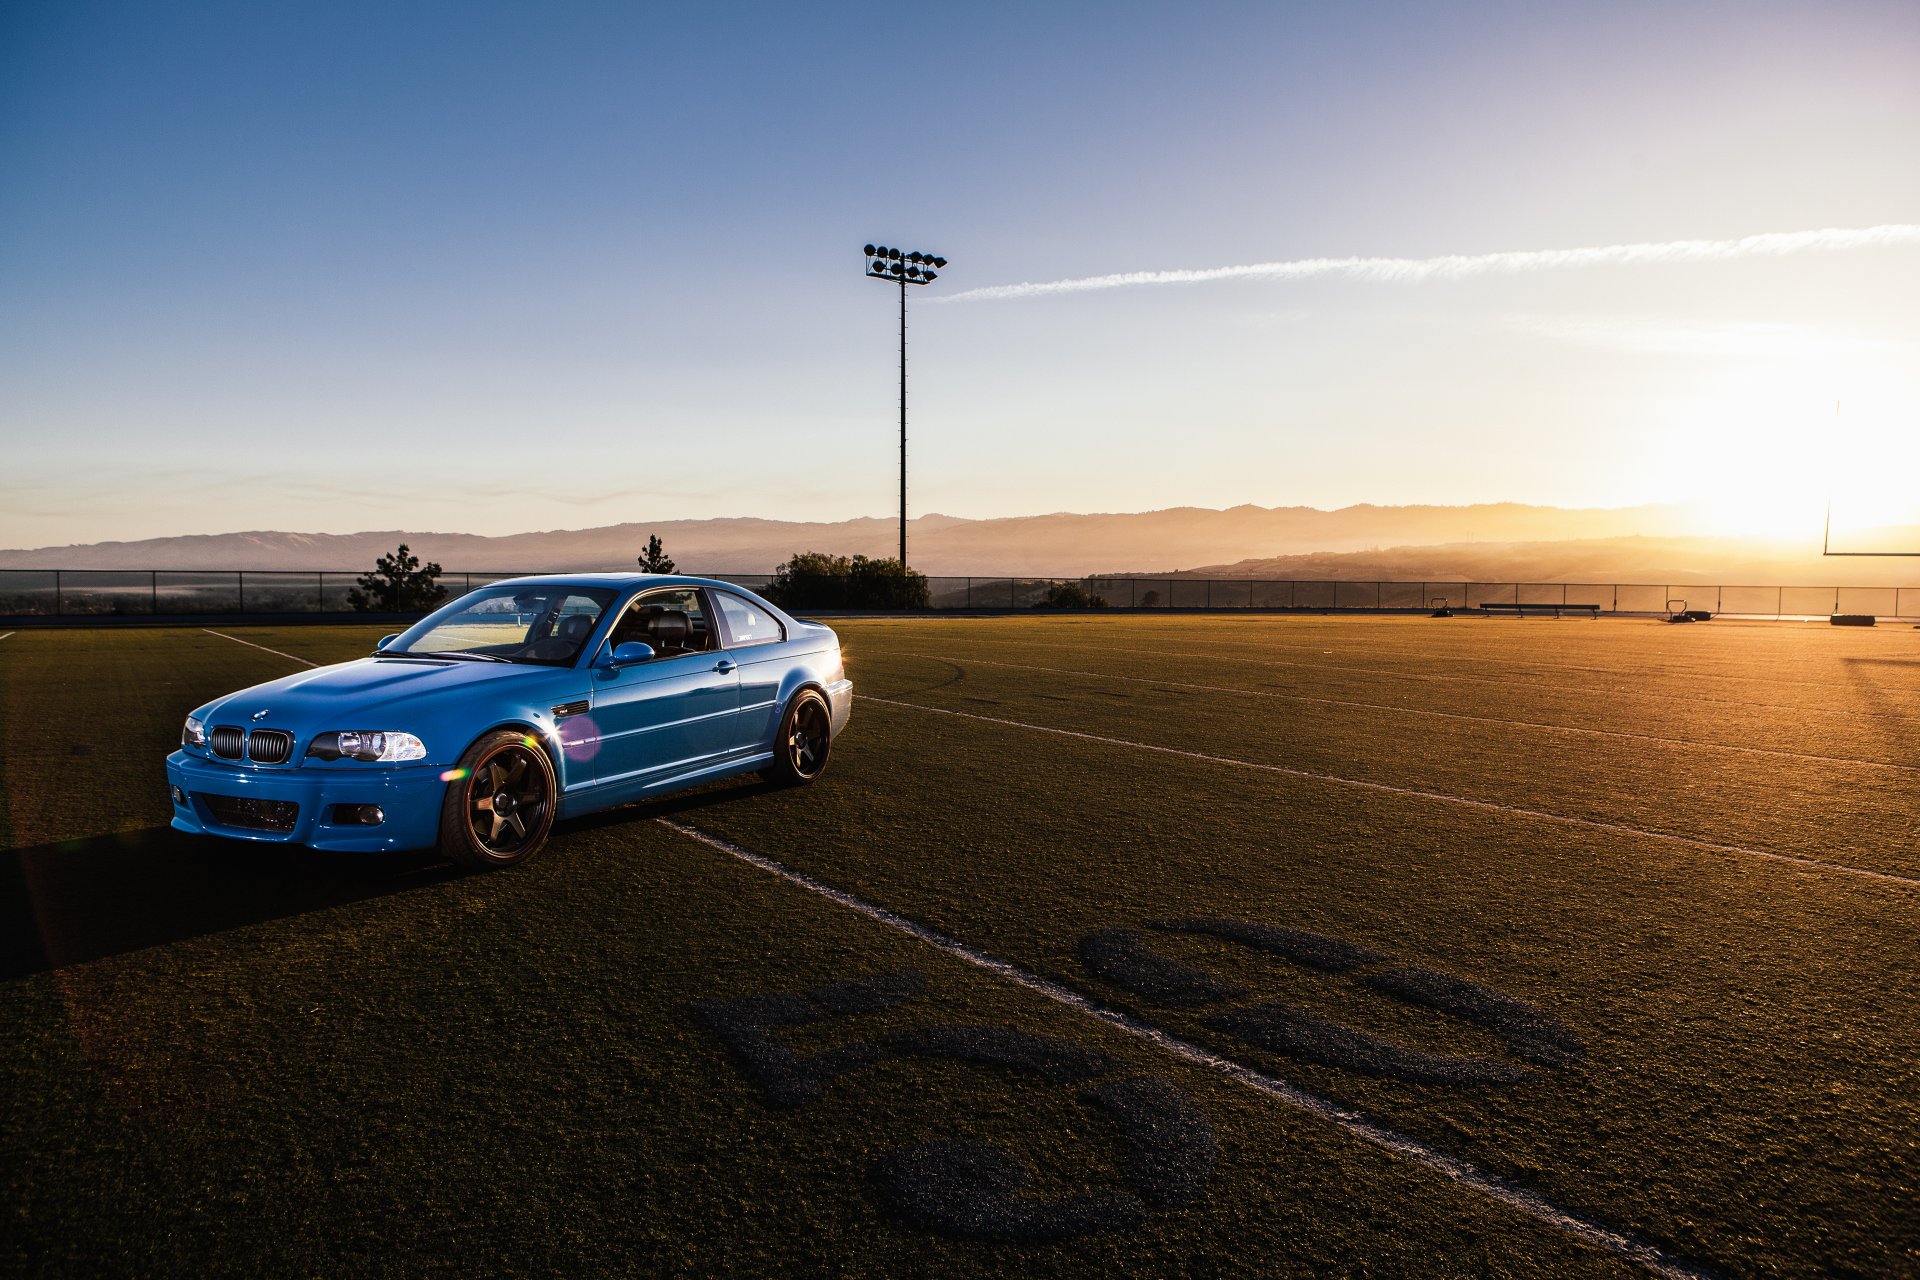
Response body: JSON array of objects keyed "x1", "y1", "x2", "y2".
[
  {"x1": 762, "y1": 689, "x2": 832, "y2": 786},
  {"x1": 438, "y1": 729, "x2": 557, "y2": 867}
]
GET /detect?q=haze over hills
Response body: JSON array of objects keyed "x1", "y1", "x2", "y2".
[
  {"x1": 2, "y1": 502, "x2": 1914, "y2": 584},
  {"x1": 0, "y1": 502, "x2": 1706, "y2": 574},
  {"x1": 1184, "y1": 534, "x2": 1920, "y2": 588}
]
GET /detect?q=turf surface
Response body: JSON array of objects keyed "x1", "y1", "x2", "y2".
[{"x1": 3, "y1": 615, "x2": 1917, "y2": 1277}]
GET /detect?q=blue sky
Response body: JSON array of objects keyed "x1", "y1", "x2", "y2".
[{"x1": 3, "y1": 0, "x2": 1917, "y2": 546}]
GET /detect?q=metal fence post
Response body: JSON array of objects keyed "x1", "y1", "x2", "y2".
[
  {"x1": 1376, "y1": 581, "x2": 1382, "y2": 610},
  {"x1": 238, "y1": 571, "x2": 245, "y2": 613},
  {"x1": 54, "y1": 570, "x2": 61, "y2": 616},
  {"x1": 151, "y1": 571, "x2": 158, "y2": 614}
]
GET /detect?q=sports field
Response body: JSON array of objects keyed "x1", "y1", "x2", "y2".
[{"x1": 3, "y1": 615, "x2": 1917, "y2": 1278}]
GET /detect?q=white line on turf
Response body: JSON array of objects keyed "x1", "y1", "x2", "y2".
[
  {"x1": 657, "y1": 816, "x2": 1712, "y2": 1280},
  {"x1": 1203, "y1": 632, "x2": 1895, "y2": 698},
  {"x1": 0, "y1": 632, "x2": 14, "y2": 641},
  {"x1": 1091, "y1": 643, "x2": 1920, "y2": 725},
  {"x1": 859, "y1": 695, "x2": 1920, "y2": 893},
  {"x1": 905, "y1": 652, "x2": 1920, "y2": 774},
  {"x1": 202, "y1": 629, "x2": 320, "y2": 667}
]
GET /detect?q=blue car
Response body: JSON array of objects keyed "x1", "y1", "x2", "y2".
[{"x1": 166, "y1": 574, "x2": 852, "y2": 866}]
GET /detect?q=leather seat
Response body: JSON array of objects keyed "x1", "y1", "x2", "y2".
[
  {"x1": 647, "y1": 609, "x2": 692, "y2": 652},
  {"x1": 524, "y1": 611, "x2": 597, "y2": 660}
]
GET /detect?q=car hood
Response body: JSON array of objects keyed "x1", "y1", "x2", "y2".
[{"x1": 195, "y1": 656, "x2": 548, "y2": 733}]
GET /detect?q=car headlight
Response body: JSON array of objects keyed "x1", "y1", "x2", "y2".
[
  {"x1": 182, "y1": 715, "x2": 206, "y2": 747},
  {"x1": 306, "y1": 731, "x2": 428, "y2": 762}
]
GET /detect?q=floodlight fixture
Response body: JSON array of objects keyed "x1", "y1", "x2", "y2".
[{"x1": 861, "y1": 240, "x2": 953, "y2": 568}]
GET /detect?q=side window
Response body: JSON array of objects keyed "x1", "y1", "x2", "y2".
[
  {"x1": 606, "y1": 588, "x2": 715, "y2": 656},
  {"x1": 715, "y1": 592, "x2": 786, "y2": 649}
]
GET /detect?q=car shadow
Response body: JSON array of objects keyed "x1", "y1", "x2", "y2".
[
  {"x1": 0, "y1": 780, "x2": 788, "y2": 981},
  {"x1": 0, "y1": 826, "x2": 464, "y2": 981}
]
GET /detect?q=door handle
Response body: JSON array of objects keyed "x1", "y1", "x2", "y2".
[{"x1": 714, "y1": 659, "x2": 737, "y2": 674}]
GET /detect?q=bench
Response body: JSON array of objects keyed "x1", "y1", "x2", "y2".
[{"x1": 1479, "y1": 602, "x2": 1601, "y2": 619}]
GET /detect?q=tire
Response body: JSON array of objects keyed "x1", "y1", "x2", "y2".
[
  {"x1": 437, "y1": 729, "x2": 558, "y2": 868},
  {"x1": 760, "y1": 688, "x2": 833, "y2": 786}
]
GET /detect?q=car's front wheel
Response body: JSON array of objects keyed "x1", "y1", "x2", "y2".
[
  {"x1": 438, "y1": 729, "x2": 557, "y2": 868},
  {"x1": 761, "y1": 688, "x2": 832, "y2": 786}
]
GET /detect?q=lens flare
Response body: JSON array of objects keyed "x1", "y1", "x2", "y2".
[{"x1": 439, "y1": 767, "x2": 470, "y2": 782}]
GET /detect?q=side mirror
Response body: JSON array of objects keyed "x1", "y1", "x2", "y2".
[
  {"x1": 609, "y1": 641, "x2": 656, "y2": 665},
  {"x1": 375, "y1": 633, "x2": 400, "y2": 652}
]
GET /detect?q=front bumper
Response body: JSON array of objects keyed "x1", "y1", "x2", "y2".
[
  {"x1": 165, "y1": 750, "x2": 446, "y2": 852},
  {"x1": 825, "y1": 678, "x2": 853, "y2": 738}
]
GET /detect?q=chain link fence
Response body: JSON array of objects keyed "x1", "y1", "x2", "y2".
[{"x1": 1, "y1": 569, "x2": 1915, "y2": 620}]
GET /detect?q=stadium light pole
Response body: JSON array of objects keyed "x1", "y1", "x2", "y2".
[{"x1": 863, "y1": 243, "x2": 949, "y2": 568}]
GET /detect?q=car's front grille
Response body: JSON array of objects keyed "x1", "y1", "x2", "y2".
[
  {"x1": 201, "y1": 794, "x2": 300, "y2": 833},
  {"x1": 247, "y1": 729, "x2": 293, "y2": 764},
  {"x1": 209, "y1": 726, "x2": 246, "y2": 759}
]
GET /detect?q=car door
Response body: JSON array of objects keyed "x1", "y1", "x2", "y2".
[
  {"x1": 711, "y1": 588, "x2": 791, "y2": 753},
  {"x1": 588, "y1": 588, "x2": 740, "y2": 786}
]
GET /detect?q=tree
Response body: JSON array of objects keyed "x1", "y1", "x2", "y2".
[
  {"x1": 1033, "y1": 581, "x2": 1110, "y2": 610},
  {"x1": 637, "y1": 533, "x2": 677, "y2": 574},
  {"x1": 347, "y1": 543, "x2": 448, "y2": 612},
  {"x1": 764, "y1": 551, "x2": 930, "y2": 611}
]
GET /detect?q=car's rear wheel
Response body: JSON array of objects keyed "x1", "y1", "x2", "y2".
[
  {"x1": 761, "y1": 688, "x2": 832, "y2": 786},
  {"x1": 438, "y1": 729, "x2": 557, "y2": 867}
]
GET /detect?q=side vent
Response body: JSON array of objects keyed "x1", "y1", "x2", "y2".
[{"x1": 552, "y1": 700, "x2": 590, "y2": 719}]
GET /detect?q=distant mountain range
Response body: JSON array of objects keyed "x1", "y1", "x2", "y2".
[
  {"x1": 1183, "y1": 534, "x2": 1920, "y2": 588},
  {"x1": 0, "y1": 502, "x2": 1707, "y2": 575},
  {"x1": 3, "y1": 503, "x2": 1914, "y2": 584}
]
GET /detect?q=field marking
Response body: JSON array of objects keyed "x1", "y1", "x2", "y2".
[
  {"x1": 201, "y1": 629, "x2": 321, "y2": 667},
  {"x1": 1100, "y1": 641, "x2": 1920, "y2": 723},
  {"x1": 1205, "y1": 631, "x2": 1912, "y2": 700},
  {"x1": 1025, "y1": 640, "x2": 1920, "y2": 726},
  {"x1": 904, "y1": 652, "x2": 1920, "y2": 775},
  {"x1": 658, "y1": 817, "x2": 1711, "y2": 1280},
  {"x1": 860, "y1": 695, "x2": 1920, "y2": 893},
  {"x1": 0, "y1": 632, "x2": 14, "y2": 641}
]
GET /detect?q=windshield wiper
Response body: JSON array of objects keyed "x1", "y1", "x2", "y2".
[{"x1": 395, "y1": 650, "x2": 513, "y2": 663}]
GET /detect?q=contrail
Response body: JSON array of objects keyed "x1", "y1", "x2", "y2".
[{"x1": 935, "y1": 223, "x2": 1920, "y2": 303}]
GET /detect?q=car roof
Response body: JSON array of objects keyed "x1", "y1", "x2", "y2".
[{"x1": 476, "y1": 572, "x2": 750, "y2": 592}]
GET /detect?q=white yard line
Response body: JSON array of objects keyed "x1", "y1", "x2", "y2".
[
  {"x1": 201, "y1": 628, "x2": 320, "y2": 667},
  {"x1": 1211, "y1": 632, "x2": 1897, "y2": 699},
  {"x1": 859, "y1": 694, "x2": 1920, "y2": 893},
  {"x1": 1089, "y1": 643, "x2": 1920, "y2": 725},
  {"x1": 659, "y1": 817, "x2": 1712, "y2": 1280},
  {"x1": 905, "y1": 652, "x2": 1920, "y2": 775}
]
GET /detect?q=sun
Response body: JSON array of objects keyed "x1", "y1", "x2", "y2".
[{"x1": 1656, "y1": 353, "x2": 1919, "y2": 541}]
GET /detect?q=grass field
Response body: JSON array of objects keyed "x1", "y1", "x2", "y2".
[{"x1": 4, "y1": 615, "x2": 1918, "y2": 1277}]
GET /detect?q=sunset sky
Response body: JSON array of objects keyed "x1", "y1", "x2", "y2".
[{"x1": 3, "y1": 0, "x2": 1917, "y2": 548}]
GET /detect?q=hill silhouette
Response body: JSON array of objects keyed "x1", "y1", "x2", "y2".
[{"x1": 2, "y1": 503, "x2": 1914, "y2": 584}]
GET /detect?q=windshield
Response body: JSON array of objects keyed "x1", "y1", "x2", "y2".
[{"x1": 385, "y1": 586, "x2": 616, "y2": 666}]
